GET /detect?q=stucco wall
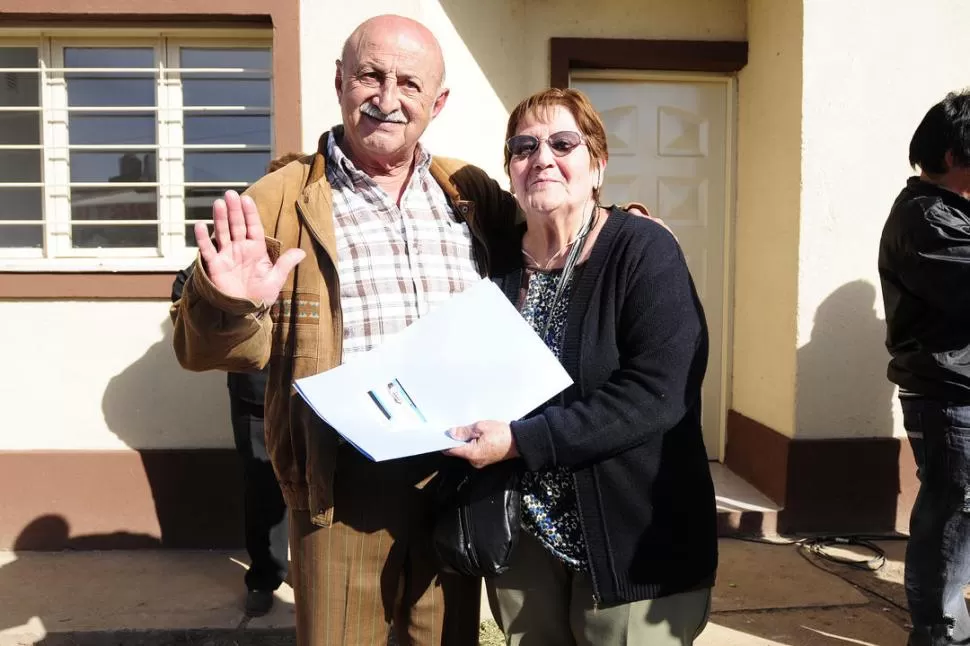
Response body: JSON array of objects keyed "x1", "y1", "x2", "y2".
[
  {"x1": 1, "y1": 301, "x2": 230, "y2": 450},
  {"x1": 300, "y1": 0, "x2": 746, "y2": 184},
  {"x1": 731, "y1": 0, "x2": 803, "y2": 438},
  {"x1": 795, "y1": 0, "x2": 970, "y2": 439},
  {"x1": 299, "y1": 0, "x2": 519, "y2": 183},
  {"x1": 5, "y1": 0, "x2": 745, "y2": 455}
]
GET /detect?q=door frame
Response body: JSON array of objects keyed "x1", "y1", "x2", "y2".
[
  {"x1": 556, "y1": 39, "x2": 746, "y2": 461},
  {"x1": 550, "y1": 38, "x2": 748, "y2": 90}
]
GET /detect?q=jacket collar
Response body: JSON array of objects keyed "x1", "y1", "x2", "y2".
[
  {"x1": 296, "y1": 128, "x2": 483, "y2": 268},
  {"x1": 906, "y1": 176, "x2": 970, "y2": 210},
  {"x1": 305, "y1": 127, "x2": 477, "y2": 221}
]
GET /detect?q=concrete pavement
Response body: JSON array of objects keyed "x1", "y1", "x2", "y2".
[{"x1": 0, "y1": 538, "x2": 915, "y2": 645}]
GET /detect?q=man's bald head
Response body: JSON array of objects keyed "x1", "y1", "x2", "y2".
[
  {"x1": 333, "y1": 14, "x2": 451, "y2": 171},
  {"x1": 340, "y1": 15, "x2": 445, "y2": 88}
]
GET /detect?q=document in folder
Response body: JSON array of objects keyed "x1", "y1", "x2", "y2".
[{"x1": 293, "y1": 279, "x2": 573, "y2": 461}]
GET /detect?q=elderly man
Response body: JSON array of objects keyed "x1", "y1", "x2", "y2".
[{"x1": 172, "y1": 13, "x2": 651, "y2": 646}]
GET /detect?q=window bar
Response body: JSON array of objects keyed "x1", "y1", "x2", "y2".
[
  {"x1": 160, "y1": 40, "x2": 179, "y2": 255},
  {"x1": 41, "y1": 41, "x2": 68, "y2": 259}
]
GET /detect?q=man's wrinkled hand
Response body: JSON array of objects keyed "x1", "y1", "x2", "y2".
[{"x1": 196, "y1": 190, "x2": 306, "y2": 306}]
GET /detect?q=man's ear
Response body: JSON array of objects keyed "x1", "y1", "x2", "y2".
[
  {"x1": 334, "y1": 60, "x2": 343, "y2": 99},
  {"x1": 431, "y1": 88, "x2": 450, "y2": 120},
  {"x1": 945, "y1": 150, "x2": 955, "y2": 172}
]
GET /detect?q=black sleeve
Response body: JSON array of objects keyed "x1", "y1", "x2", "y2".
[
  {"x1": 511, "y1": 226, "x2": 706, "y2": 470},
  {"x1": 450, "y1": 164, "x2": 521, "y2": 241},
  {"x1": 479, "y1": 175, "x2": 521, "y2": 241},
  {"x1": 902, "y1": 202, "x2": 970, "y2": 315},
  {"x1": 170, "y1": 262, "x2": 195, "y2": 304}
]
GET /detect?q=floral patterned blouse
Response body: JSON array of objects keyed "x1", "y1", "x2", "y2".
[{"x1": 517, "y1": 266, "x2": 589, "y2": 571}]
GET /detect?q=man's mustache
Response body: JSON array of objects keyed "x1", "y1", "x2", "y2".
[{"x1": 360, "y1": 103, "x2": 408, "y2": 124}]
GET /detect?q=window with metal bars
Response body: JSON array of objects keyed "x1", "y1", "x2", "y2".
[{"x1": 0, "y1": 36, "x2": 272, "y2": 271}]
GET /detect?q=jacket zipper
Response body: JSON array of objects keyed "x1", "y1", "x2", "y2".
[
  {"x1": 458, "y1": 486, "x2": 481, "y2": 574},
  {"x1": 572, "y1": 471, "x2": 601, "y2": 611},
  {"x1": 296, "y1": 198, "x2": 343, "y2": 362}
]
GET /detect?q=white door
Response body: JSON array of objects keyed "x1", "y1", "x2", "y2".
[{"x1": 571, "y1": 73, "x2": 734, "y2": 459}]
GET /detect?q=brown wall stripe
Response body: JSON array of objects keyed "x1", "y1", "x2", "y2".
[
  {"x1": 0, "y1": 449, "x2": 244, "y2": 550},
  {"x1": 725, "y1": 409, "x2": 919, "y2": 535}
]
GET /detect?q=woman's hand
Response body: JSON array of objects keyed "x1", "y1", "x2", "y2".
[
  {"x1": 624, "y1": 202, "x2": 678, "y2": 240},
  {"x1": 444, "y1": 421, "x2": 519, "y2": 469}
]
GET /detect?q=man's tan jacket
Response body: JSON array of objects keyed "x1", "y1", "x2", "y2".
[{"x1": 172, "y1": 132, "x2": 519, "y2": 527}]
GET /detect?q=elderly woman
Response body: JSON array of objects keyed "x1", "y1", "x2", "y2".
[{"x1": 445, "y1": 88, "x2": 717, "y2": 645}]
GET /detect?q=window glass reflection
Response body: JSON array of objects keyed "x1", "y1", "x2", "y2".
[
  {"x1": 185, "y1": 152, "x2": 270, "y2": 183},
  {"x1": 71, "y1": 186, "x2": 158, "y2": 248},
  {"x1": 70, "y1": 151, "x2": 157, "y2": 183},
  {"x1": 69, "y1": 114, "x2": 156, "y2": 145}
]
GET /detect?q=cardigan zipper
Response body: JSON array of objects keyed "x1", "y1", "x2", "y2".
[
  {"x1": 572, "y1": 471, "x2": 601, "y2": 612},
  {"x1": 564, "y1": 268, "x2": 601, "y2": 612}
]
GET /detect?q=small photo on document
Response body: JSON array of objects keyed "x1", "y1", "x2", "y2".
[{"x1": 367, "y1": 378, "x2": 427, "y2": 429}]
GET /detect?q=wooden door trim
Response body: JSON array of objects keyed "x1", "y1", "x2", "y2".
[{"x1": 550, "y1": 38, "x2": 748, "y2": 88}]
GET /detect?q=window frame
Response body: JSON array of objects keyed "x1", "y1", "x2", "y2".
[{"x1": 0, "y1": 32, "x2": 273, "y2": 272}]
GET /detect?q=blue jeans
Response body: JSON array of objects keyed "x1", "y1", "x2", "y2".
[{"x1": 902, "y1": 398, "x2": 970, "y2": 646}]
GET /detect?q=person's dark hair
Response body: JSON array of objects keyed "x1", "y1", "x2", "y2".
[
  {"x1": 267, "y1": 152, "x2": 304, "y2": 173},
  {"x1": 909, "y1": 90, "x2": 970, "y2": 174}
]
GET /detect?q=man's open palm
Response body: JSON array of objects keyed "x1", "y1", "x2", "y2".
[{"x1": 195, "y1": 190, "x2": 306, "y2": 307}]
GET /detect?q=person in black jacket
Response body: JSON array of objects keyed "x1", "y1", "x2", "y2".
[
  {"x1": 170, "y1": 152, "x2": 302, "y2": 616},
  {"x1": 445, "y1": 88, "x2": 716, "y2": 645},
  {"x1": 879, "y1": 91, "x2": 970, "y2": 646}
]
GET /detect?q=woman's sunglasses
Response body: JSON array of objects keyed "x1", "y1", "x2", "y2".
[{"x1": 506, "y1": 131, "x2": 586, "y2": 158}]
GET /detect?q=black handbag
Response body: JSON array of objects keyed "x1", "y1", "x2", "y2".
[{"x1": 431, "y1": 459, "x2": 522, "y2": 578}]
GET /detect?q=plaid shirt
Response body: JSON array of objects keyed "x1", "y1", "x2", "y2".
[{"x1": 326, "y1": 133, "x2": 481, "y2": 361}]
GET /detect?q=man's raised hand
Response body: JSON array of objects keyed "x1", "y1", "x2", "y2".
[{"x1": 194, "y1": 190, "x2": 306, "y2": 307}]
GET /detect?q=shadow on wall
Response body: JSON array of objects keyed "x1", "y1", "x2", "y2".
[
  {"x1": 100, "y1": 319, "x2": 244, "y2": 549},
  {"x1": 435, "y1": 0, "x2": 525, "y2": 111},
  {"x1": 797, "y1": 280, "x2": 894, "y2": 439},
  {"x1": 789, "y1": 280, "x2": 909, "y2": 534}
]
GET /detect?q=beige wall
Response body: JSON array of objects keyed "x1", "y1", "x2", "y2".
[
  {"x1": 1, "y1": 302, "x2": 230, "y2": 450},
  {"x1": 299, "y1": 0, "x2": 519, "y2": 182},
  {"x1": 731, "y1": 0, "x2": 803, "y2": 438},
  {"x1": 4, "y1": 0, "x2": 746, "y2": 456},
  {"x1": 295, "y1": 0, "x2": 970, "y2": 445},
  {"x1": 794, "y1": 0, "x2": 970, "y2": 439},
  {"x1": 299, "y1": 0, "x2": 746, "y2": 183},
  {"x1": 10, "y1": 0, "x2": 964, "y2": 471}
]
